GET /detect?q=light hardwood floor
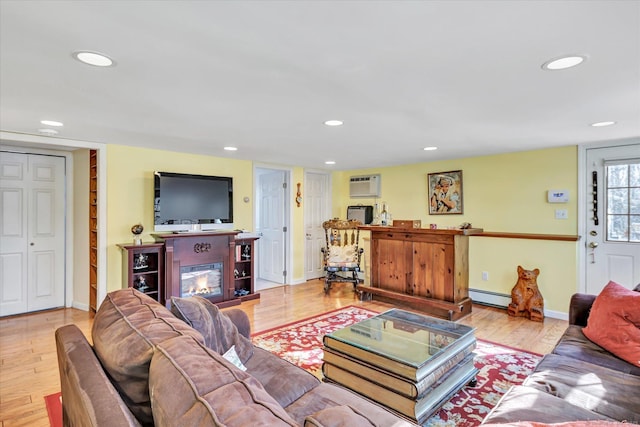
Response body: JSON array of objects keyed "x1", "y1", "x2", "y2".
[{"x1": 0, "y1": 280, "x2": 568, "y2": 427}]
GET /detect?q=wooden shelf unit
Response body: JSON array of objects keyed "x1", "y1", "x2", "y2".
[
  {"x1": 357, "y1": 226, "x2": 482, "y2": 321},
  {"x1": 233, "y1": 236, "x2": 260, "y2": 303},
  {"x1": 118, "y1": 243, "x2": 165, "y2": 304},
  {"x1": 88, "y1": 149, "x2": 98, "y2": 314}
]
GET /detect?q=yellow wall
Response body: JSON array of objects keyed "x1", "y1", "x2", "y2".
[
  {"x1": 332, "y1": 146, "x2": 579, "y2": 313},
  {"x1": 105, "y1": 145, "x2": 254, "y2": 292},
  {"x1": 291, "y1": 168, "x2": 306, "y2": 280},
  {"x1": 104, "y1": 144, "x2": 579, "y2": 314}
]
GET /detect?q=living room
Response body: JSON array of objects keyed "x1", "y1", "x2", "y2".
[
  {"x1": 1, "y1": 0, "x2": 639, "y2": 317},
  {"x1": 1, "y1": 1, "x2": 639, "y2": 426}
]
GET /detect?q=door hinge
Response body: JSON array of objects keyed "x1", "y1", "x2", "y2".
[
  {"x1": 283, "y1": 270, "x2": 287, "y2": 278},
  {"x1": 283, "y1": 226, "x2": 287, "y2": 232},
  {"x1": 282, "y1": 182, "x2": 287, "y2": 189}
]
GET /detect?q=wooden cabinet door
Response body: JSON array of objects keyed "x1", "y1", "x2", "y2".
[
  {"x1": 372, "y1": 238, "x2": 411, "y2": 294},
  {"x1": 412, "y1": 241, "x2": 454, "y2": 302}
]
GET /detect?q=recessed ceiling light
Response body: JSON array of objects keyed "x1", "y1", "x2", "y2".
[
  {"x1": 40, "y1": 120, "x2": 64, "y2": 127},
  {"x1": 38, "y1": 128, "x2": 58, "y2": 135},
  {"x1": 324, "y1": 120, "x2": 343, "y2": 126},
  {"x1": 423, "y1": 146, "x2": 438, "y2": 151},
  {"x1": 73, "y1": 51, "x2": 115, "y2": 67},
  {"x1": 223, "y1": 146, "x2": 238, "y2": 151},
  {"x1": 541, "y1": 55, "x2": 586, "y2": 70},
  {"x1": 591, "y1": 121, "x2": 616, "y2": 127},
  {"x1": 325, "y1": 161, "x2": 336, "y2": 165}
]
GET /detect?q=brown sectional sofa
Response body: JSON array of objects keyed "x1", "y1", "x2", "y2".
[
  {"x1": 482, "y1": 293, "x2": 640, "y2": 425},
  {"x1": 55, "y1": 288, "x2": 417, "y2": 427}
]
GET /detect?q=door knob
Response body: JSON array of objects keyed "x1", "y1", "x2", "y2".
[{"x1": 588, "y1": 242, "x2": 599, "y2": 248}]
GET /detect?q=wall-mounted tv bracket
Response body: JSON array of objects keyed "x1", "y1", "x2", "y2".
[{"x1": 592, "y1": 171, "x2": 599, "y2": 226}]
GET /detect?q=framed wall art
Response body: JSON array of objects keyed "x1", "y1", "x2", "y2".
[{"x1": 428, "y1": 170, "x2": 463, "y2": 215}]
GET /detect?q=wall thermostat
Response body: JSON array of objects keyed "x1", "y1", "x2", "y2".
[{"x1": 547, "y1": 190, "x2": 569, "y2": 203}]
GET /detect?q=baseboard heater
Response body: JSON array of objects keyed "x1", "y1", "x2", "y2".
[{"x1": 469, "y1": 288, "x2": 511, "y2": 309}]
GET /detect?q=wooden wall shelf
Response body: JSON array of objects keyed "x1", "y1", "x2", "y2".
[
  {"x1": 88, "y1": 149, "x2": 98, "y2": 315},
  {"x1": 475, "y1": 232, "x2": 580, "y2": 242}
]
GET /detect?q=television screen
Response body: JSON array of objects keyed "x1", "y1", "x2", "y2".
[{"x1": 154, "y1": 171, "x2": 233, "y2": 232}]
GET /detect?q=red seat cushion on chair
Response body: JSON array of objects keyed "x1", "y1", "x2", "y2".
[{"x1": 582, "y1": 281, "x2": 640, "y2": 368}]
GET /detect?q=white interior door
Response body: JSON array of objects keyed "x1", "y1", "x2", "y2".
[
  {"x1": 584, "y1": 143, "x2": 640, "y2": 294},
  {"x1": 0, "y1": 152, "x2": 65, "y2": 316},
  {"x1": 304, "y1": 171, "x2": 330, "y2": 280},
  {"x1": 256, "y1": 169, "x2": 287, "y2": 284}
]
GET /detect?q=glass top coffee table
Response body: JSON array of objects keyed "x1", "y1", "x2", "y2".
[{"x1": 322, "y1": 308, "x2": 478, "y2": 424}]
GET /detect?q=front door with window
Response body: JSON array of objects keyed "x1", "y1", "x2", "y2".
[{"x1": 584, "y1": 143, "x2": 640, "y2": 294}]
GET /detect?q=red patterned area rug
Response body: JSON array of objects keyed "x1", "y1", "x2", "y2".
[
  {"x1": 44, "y1": 391, "x2": 62, "y2": 427},
  {"x1": 252, "y1": 305, "x2": 542, "y2": 427}
]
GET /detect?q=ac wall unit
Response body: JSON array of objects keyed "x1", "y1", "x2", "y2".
[{"x1": 349, "y1": 174, "x2": 381, "y2": 198}]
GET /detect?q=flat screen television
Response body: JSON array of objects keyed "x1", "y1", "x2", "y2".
[{"x1": 154, "y1": 171, "x2": 234, "y2": 232}]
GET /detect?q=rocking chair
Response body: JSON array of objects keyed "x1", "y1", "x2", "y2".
[{"x1": 320, "y1": 218, "x2": 363, "y2": 294}]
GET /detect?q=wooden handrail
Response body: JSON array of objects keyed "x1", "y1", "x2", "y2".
[{"x1": 475, "y1": 232, "x2": 580, "y2": 242}]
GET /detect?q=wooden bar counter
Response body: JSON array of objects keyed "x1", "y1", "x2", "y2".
[{"x1": 356, "y1": 226, "x2": 483, "y2": 321}]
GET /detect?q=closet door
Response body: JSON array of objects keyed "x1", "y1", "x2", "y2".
[{"x1": 0, "y1": 152, "x2": 65, "y2": 316}]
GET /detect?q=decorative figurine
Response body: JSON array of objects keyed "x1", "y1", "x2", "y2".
[
  {"x1": 135, "y1": 276, "x2": 149, "y2": 293},
  {"x1": 133, "y1": 253, "x2": 148, "y2": 270},
  {"x1": 507, "y1": 265, "x2": 544, "y2": 322},
  {"x1": 131, "y1": 223, "x2": 144, "y2": 245}
]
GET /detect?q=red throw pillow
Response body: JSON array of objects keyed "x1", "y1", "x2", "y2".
[{"x1": 582, "y1": 281, "x2": 640, "y2": 368}]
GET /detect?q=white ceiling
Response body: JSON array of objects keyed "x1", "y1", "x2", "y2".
[{"x1": 1, "y1": 1, "x2": 639, "y2": 170}]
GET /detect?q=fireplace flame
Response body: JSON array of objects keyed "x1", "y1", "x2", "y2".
[
  {"x1": 196, "y1": 276, "x2": 208, "y2": 289},
  {"x1": 181, "y1": 266, "x2": 222, "y2": 298}
]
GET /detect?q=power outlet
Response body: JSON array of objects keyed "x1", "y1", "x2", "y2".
[
  {"x1": 482, "y1": 271, "x2": 489, "y2": 281},
  {"x1": 555, "y1": 209, "x2": 568, "y2": 220}
]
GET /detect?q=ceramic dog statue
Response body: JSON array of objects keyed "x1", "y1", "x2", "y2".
[{"x1": 507, "y1": 265, "x2": 544, "y2": 322}]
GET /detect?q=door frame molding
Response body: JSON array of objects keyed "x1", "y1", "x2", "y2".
[
  {"x1": 253, "y1": 163, "x2": 292, "y2": 286},
  {"x1": 1, "y1": 131, "x2": 108, "y2": 310},
  {"x1": 577, "y1": 136, "x2": 640, "y2": 293}
]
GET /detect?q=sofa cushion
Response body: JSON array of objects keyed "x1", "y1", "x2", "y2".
[
  {"x1": 284, "y1": 382, "x2": 417, "y2": 426},
  {"x1": 552, "y1": 325, "x2": 640, "y2": 376},
  {"x1": 55, "y1": 324, "x2": 142, "y2": 427},
  {"x1": 582, "y1": 281, "x2": 640, "y2": 368},
  {"x1": 243, "y1": 346, "x2": 320, "y2": 408},
  {"x1": 480, "y1": 385, "x2": 614, "y2": 425},
  {"x1": 149, "y1": 335, "x2": 298, "y2": 427},
  {"x1": 171, "y1": 295, "x2": 253, "y2": 363},
  {"x1": 304, "y1": 405, "x2": 376, "y2": 427},
  {"x1": 92, "y1": 288, "x2": 205, "y2": 425},
  {"x1": 523, "y1": 354, "x2": 640, "y2": 422}
]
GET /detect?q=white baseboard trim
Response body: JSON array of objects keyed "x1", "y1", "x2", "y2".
[
  {"x1": 469, "y1": 288, "x2": 511, "y2": 308},
  {"x1": 469, "y1": 288, "x2": 568, "y2": 320},
  {"x1": 543, "y1": 309, "x2": 568, "y2": 321},
  {"x1": 72, "y1": 301, "x2": 89, "y2": 312}
]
